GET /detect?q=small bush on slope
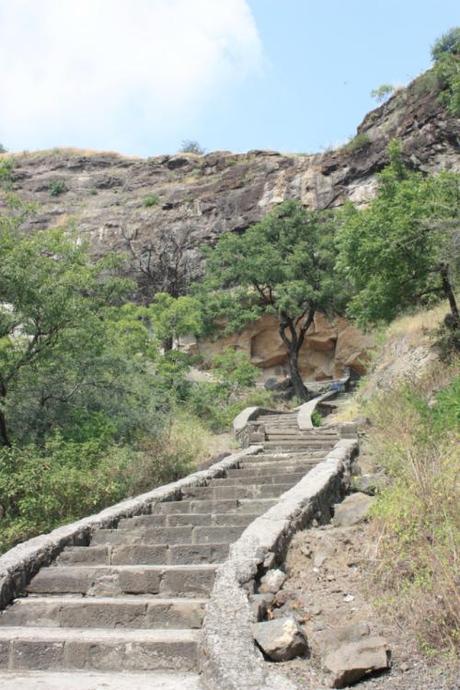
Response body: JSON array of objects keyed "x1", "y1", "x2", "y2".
[
  {"x1": 185, "y1": 349, "x2": 273, "y2": 433},
  {"x1": 365, "y1": 360, "x2": 460, "y2": 655}
]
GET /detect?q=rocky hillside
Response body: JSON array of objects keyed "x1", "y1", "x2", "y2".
[{"x1": 3, "y1": 73, "x2": 459, "y2": 381}]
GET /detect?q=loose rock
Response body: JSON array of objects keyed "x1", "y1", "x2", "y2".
[
  {"x1": 333, "y1": 493, "x2": 375, "y2": 527},
  {"x1": 253, "y1": 616, "x2": 308, "y2": 662},
  {"x1": 323, "y1": 636, "x2": 391, "y2": 688},
  {"x1": 259, "y1": 568, "x2": 287, "y2": 594}
]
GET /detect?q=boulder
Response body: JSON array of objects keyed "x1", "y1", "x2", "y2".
[
  {"x1": 259, "y1": 568, "x2": 287, "y2": 594},
  {"x1": 323, "y1": 636, "x2": 391, "y2": 688},
  {"x1": 253, "y1": 616, "x2": 308, "y2": 662},
  {"x1": 312, "y1": 621, "x2": 370, "y2": 657},
  {"x1": 333, "y1": 493, "x2": 375, "y2": 527}
]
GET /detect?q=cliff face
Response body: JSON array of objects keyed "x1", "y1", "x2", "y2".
[{"x1": 3, "y1": 75, "x2": 459, "y2": 381}]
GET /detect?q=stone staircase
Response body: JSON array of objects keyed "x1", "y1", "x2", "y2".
[{"x1": 0, "y1": 422, "x2": 338, "y2": 686}]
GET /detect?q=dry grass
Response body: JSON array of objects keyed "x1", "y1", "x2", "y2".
[
  {"x1": 365, "y1": 359, "x2": 460, "y2": 656},
  {"x1": 385, "y1": 300, "x2": 451, "y2": 339},
  {"x1": 6, "y1": 147, "x2": 140, "y2": 160}
]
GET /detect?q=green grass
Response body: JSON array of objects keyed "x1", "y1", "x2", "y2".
[{"x1": 143, "y1": 194, "x2": 159, "y2": 207}]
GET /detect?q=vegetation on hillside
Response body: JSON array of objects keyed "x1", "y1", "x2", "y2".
[
  {"x1": 365, "y1": 357, "x2": 459, "y2": 655},
  {"x1": 337, "y1": 141, "x2": 460, "y2": 341},
  {"x1": 0, "y1": 199, "x2": 267, "y2": 554}
]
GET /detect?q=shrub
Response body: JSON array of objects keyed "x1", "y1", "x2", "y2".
[
  {"x1": 186, "y1": 382, "x2": 273, "y2": 433},
  {"x1": 49, "y1": 180, "x2": 67, "y2": 196},
  {"x1": 180, "y1": 140, "x2": 205, "y2": 155},
  {"x1": 365, "y1": 363, "x2": 460, "y2": 655},
  {"x1": 0, "y1": 412, "x2": 211, "y2": 555},
  {"x1": 432, "y1": 27, "x2": 460, "y2": 62},
  {"x1": 311, "y1": 410, "x2": 322, "y2": 427},
  {"x1": 370, "y1": 84, "x2": 395, "y2": 103},
  {"x1": 344, "y1": 132, "x2": 371, "y2": 153},
  {"x1": 143, "y1": 194, "x2": 159, "y2": 207},
  {"x1": 0, "y1": 158, "x2": 13, "y2": 189}
]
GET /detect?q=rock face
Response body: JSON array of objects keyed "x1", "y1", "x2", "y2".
[
  {"x1": 3, "y1": 73, "x2": 459, "y2": 380},
  {"x1": 194, "y1": 312, "x2": 373, "y2": 381}
]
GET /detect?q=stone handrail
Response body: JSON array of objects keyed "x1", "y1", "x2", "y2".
[
  {"x1": 233, "y1": 407, "x2": 289, "y2": 447},
  {"x1": 200, "y1": 437, "x2": 359, "y2": 690},
  {"x1": 297, "y1": 390, "x2": 337, "y2": 430},
  {"x1": 0, "y1": 445, "x2": 261, "y2": 611}
]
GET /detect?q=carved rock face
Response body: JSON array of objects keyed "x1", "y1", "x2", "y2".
[{"x1": 193, "y1": 313, "x2": 374, "y2": 381}]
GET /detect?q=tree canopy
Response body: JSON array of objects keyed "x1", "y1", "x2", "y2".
[
  {"x1": 0, "y1": 204, "x2": 165, "y2": 447},
  {"x1": 336, "y1": 142, "x2": 460, "y2": 329}
]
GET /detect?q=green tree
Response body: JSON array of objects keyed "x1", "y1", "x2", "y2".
[
  {"x1": 431, "y1": 27, "x2": 460, "y2": 61},
  {"x1": 370, "y1": 84, "x2": 395, "y2": 103},
  {"x1": 0, "y1": 144, "x2": 7, "y2": 154},
  {"x1": 0, "y1": 203, "x2": 162, "y2": 446},
  {"x1": 200, "y1": 201, "x2": 340, "y2": 401},
  {"x1": 148, "y1": 292, "x2": 203, "y2": 351},
  {"x1": 431, "y1": 27, "x2": 460, "y2": 115},
  {"x1": 179, "y1": 140, "x2": 205, "y2": 155},
  {"x1": 336, "y1": 142, "x2": 460, "y2": 328}
]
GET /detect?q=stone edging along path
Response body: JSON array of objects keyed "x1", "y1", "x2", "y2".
[
  {"x1": 0, "y1": 445, "x2": 261, "y2": 611},
  {"x1": 200, "y1": 438, "x2": 358, "y2": 690}
]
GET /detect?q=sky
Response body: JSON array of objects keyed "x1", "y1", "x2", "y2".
[{"x1": 0, "y1": 0, "x2": 459, "y2": 157}]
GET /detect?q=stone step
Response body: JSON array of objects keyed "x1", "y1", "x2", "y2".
[
  {"x1": 0, "y1": 596, "x2": 207, "y2": 629},
  {"x1": 91, "y1": 525, "x2": 244, "y2": 546},
  {"x1": 263, "y1": 440, "x2": 335, "y2": 449},
  {"x1": 237, "y1": 460, "x2": 320, "y2": 473},
  {"x1": 227, "y1": 466, "x2": 313, "y2": 479},
  {"x1": 119, "y1": 512, "x2": 257, "y2": 529},
  {"x1": 27, "y1": 565, "x2": 217, "y2": 597},
  {"x1": 264, "y1": 432, "x2": 337, "y2": 440},
  {"x1": 0, "y1": 627, "x2": 199, "y2": 672},
  {"x1": 237, "y1": 498, "x2": 278, "y2": 513},
  {"x1": 156, "y1": 499, "x2": 240, "y2": 514},
  {"x1": 0, "y1": 671, "x2": 202, "y2": 690},
  {"x1": 183, "y1": 483, "x2": 292, "y2": 501},
  {"x1": 264, "y1": 436, "x2": 334, "y2": 444},
  {"x1": 58, "y1": 542, "x2": 230, "y2": 566},
  {"x1": 242, "y1": 452, "x2": 326, "y2": 463},
  {"x1": 209, "y1": 473, "x2": 304, "y2": 486}
]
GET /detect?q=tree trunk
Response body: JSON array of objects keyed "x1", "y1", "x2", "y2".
[
  {"x1": 287, "y1": 346, "x2": 309, "y2": 401},
  {"x1": 440, "y1": 263, "x2": 460, "y2": 326},
  {"x1": 279, "y1": 316, "x2": 310, "y2": 402},
  {"x1": 163, "y1": 335, "x2": 174, "y2": 352},
  {"x1": 0, "y1": 382, "x2": 11, "y2": 447}
]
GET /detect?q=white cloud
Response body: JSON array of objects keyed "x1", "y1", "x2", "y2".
[{"x1": 0, "y1": 0, "x2": 262, "y2": 153}]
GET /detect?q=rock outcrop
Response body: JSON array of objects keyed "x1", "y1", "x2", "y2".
[{"x1": 2, "y1": 73, "x2": 459, "y2": 380}]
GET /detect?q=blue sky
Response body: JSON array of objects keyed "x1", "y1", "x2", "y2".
[{"x1": 0, "y1": 0, "x2": 458, "y2": 157}]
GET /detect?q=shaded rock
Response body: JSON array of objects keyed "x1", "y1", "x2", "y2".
[
  {"x1": 323, "y1": 636, "x2": 391, "y2": 688},
  {"x1": 253, "y1": 616, "x2": 308, "y2": 662},
  {"x1": 351, "y1": 472, "x2": 386, "y2": 496},
  {"x1": 249, "y1": 593, "x2": 274, "y2": 621},
  {"x1": 259, "y1": 569, "x2": 287, "y2": 594},
  {"x1": 333, "y1": 493, "x2": 375, "y2": 527}
]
